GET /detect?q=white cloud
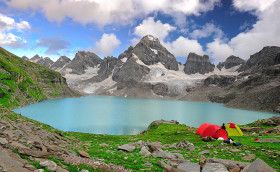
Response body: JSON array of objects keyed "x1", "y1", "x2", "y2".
[
  {"x1": 206, "y1": 39, "x2": 234, "y2": 64},
  {"x1": 207, "y1": 0, "x2": 280, "y2": 62},
  {"x1": 36, "y1": 37, "x2": 71, "y2": 55},
  {"x1": 0, "y1": 13, "x2": 30, "y2": 47},
  {"x1": 163, "y1": 36, "x2": 204, "y2": 57},
  {"x1": 233, "y1": 0, "x2": 276, "y2": 12},
  {"x1": 190, "y1": 23, "x2": 225, "y2": 40},
  {"x1": 91, "y1": 33, "x2": 121, "y2": 57},
  {"x1": 134, "y1": 17, "x2": 176, "y2": 42},
  {"x1": 5, "y1": 0, "x2": 221, "y2": 27}
]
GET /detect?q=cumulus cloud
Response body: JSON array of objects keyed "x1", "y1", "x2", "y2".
[
  {"x1": 0, "y1": 13, "x2": 30, "y2": 47},
  {"x1": 134, "y1": 17, "x2": 176, "y2": 41},
  {"x1": 190, "y1": 23, "x2": 226, "y2": 40},
  {"x1": 233, "y1": 0, "x2": 276, "y2": 13},
  {"x1": 91, "y1": 33, "x2": 121, "y2": 57},
  {"x1": 207, "y1": 0, "x2": 280, "y2": 62},
  {"x1": 206, "y1": 39, "x2": 234, "y2": 64},
  {"x1": 36, "y1": 37, "x2": 71, "y2": 55},
  {"x1": 163, "y1": 36, "x2": 204, "y2": 57},
  {"x1": 5, "y1": 0, "x2": 220, "y2": 27}
]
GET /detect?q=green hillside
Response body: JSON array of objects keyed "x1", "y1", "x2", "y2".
[{"x1": 0, "y1": 47, "x2": 79, "y2": 108}]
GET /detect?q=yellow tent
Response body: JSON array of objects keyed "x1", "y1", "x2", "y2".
[{"x1": 225, "y1": 123, "x2": 243, "y2": 136}]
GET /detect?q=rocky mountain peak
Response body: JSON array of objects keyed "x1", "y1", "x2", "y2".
[
  {"x1": 37, "y1": 57, "x2": 54, "y2": 68},
  {"x1": 30, "y1": 54, "x2": 42, "y2": 63},
  {"x1": 127, "y1": 35, "x2": 178, "y2": 70},
  {"x1": 22, "y1": 56, "x2": 29, "y2": 60},
  {"x1": 140, "y1": 35, "x2": 160, "y2": 44},
  {"x1": 51, "y1": 56, "x2": 71, "y2": 70},
  {"x1": 239, "y1": 46, "x2": 280, "y2": 71},
  {"x1": 63, "y1": 51, "x2": 102, "y2": 75},
  {"x1": 217, "y1": 55, "x2": 245, "y2": 70},
  {"x1": 184, "y1": 53, "x2": 215, "y2": 74}
]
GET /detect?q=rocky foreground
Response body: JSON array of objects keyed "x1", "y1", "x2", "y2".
[{"x1": 0, "y1": 108, "x2": 279, "y2": 171}]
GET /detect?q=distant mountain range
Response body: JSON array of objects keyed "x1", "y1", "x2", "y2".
[{"x1": 21, "y1": 35, "x2": 280, "y2": 112}]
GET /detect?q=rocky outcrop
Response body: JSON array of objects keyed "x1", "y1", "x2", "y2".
[
  {"x1": 64, "y1": 51, "x2": 102, "y2": 75},
  {"x1": 217, "y1": 56, "x2": 245, "y2": 70},
  {"x1": 29, "y1": 55, "x2": 55, "y2": 68},
  {"x1": 152, "y1": 83, "x2": 168, "y2": 96},
  {"x1": 37, "y1": 57, "x2": 54, "y2": 68},
  {"x1": 239, "y1": 46, "x2": 280, "y2": 71},
  {"x1": 51, "y1": 56, "x2": 71, "y2": 70},
  {"x1": 86, "y1": 57, "x2": 118, "y2": 82},
  {"x1": 204, "y1": 75, "x2": 236, "y2": 87},
  {"x1": 130, "y1": 35, "x2": 178, "y2": 70},
  {"x1": 21, "y1": 56, "x2": 29, "y2": 60},
  {"x1": 184, "y1": 53, "x2": 215, "y2": 74},
  {"x1": 30, "y1": 54, "x2": 42, "y2": 63},
  {"x1": 112, "y1": 55, "x2": 150, "y2": 83}
]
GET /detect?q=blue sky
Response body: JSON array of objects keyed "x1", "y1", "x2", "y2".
[{"x1": 0, "y1": 0, "x2": 279, "y2": 64}]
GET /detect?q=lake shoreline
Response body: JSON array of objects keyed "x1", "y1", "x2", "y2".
[{"x1": 13, "y1": 95, "x2": 279, "y2": 135}]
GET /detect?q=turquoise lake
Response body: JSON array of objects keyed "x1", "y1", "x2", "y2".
[{"x1": 13, "y1": 96, "x2": 279, "y2": 135}]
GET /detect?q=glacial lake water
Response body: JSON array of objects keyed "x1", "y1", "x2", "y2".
[{"x1": 13, "y1": 96, "x2": 279, "y2": 135}]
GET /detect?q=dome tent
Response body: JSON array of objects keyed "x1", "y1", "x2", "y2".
[
  {"x1": 225, "y1": 123, "x2": 243, "y2": 136},
  {"x1": 197, "y1": 123, "x2": 228, "y2": 140},
  {"x1": 196, "y1": 123, "x2": 211, "y2": 135}
]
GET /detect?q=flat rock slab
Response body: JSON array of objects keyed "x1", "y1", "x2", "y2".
[
  {"x1": 118, "y1": 144, "x2": 135, "y2": 152},
  {"x1": 78, "y1": 150, "x2": 91, "y2": 158},
  {"x1": 199, "y1": 150, "x2": 210, "y2": 155},
  {"x1": 177, "y1": 161, "x2": 228, "y2": 172},
  {"x1": 255, "y1": 138, "x2": 280, "y2": 143},
  {"x1": 242, "y1": 154, "x2": 256, "y2": 161},
  {"x1": 152, "y1": 151, "x2": 184, "y2": 159},
  {"x1": 0, "y1": 147, "x2": 30, "y2": 172},
  {"x1": 18, "y1": 148, "x2": 51, "y2": 158},
  {"x1": 242, "y1": 158, "x2": 276, "y2": 172},
  {"x1": 207, "y1": 158, "x2": 250, "y2": 169}
]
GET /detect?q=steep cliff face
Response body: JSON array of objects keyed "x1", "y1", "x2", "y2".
[
  {"x1": 0, "y1": 47, "x2": 79, "y2": 108},
  {"x1": 63, "y1": 51, "x2": 102, "y2": 75},
  {"x1": 217, "y1": 55, "x2": 245, "y2": 70},
  {"x1": 131, "y1": 35, "x2": 178, "y2": 70},
  {"x1": 239, "y1": 46, "x2": 280, "y2": 71},
  {"x1": 51, "y1": 56, "x2": 71, "y2": 70},
  {"x1": 86, "y1": 56, "x2": 118, "y2": 83},
  {"x1": 112, "y1": 54, "x2": 150, "y2": 83},
  {"x1": 184, "y1": 53, "x2": 215, "y2": 74}
]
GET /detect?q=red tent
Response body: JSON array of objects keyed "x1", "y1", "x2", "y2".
[
  {"x1": 197, "y1": 123, "x2": 228, "y2": 140},
  {"x1": 196, "y1": 123, "x2": 211, "y2": 135}
]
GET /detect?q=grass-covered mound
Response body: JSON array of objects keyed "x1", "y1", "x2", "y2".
[{"x1": 0, "y1": 47, "x2": 79, "y2": 108}]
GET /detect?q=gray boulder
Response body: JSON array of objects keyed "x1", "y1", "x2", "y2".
[
  {"x1": 118, "y1": 144, "x2": 135, "y2": 152},
  {"x1": 242, "y1": 158, "x2": 276, "y2": 172},
  {"x1": 184, "y1": 53, "x2": 215, "y2": 74},
  {"x1": 51, "y1": 56, "x2": 71, "y2": 70},
  {"x1": 217, "y1": 55, "x2": 245, "y2": 70},
  {"x1": 65, "y1": 51, "x2": 102, "y2": 75},
  {"x1": 204, "y1": 75, "x2": 237, "y2": 87},
  {"x1": 130, "y1": 35, "x2": 178, "y2": 70},
  {"x1": 177, "y1": 161, "x2": 228, "y2": 172}
]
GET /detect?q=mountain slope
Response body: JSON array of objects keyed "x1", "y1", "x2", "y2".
[{"x1": 0, "y1": 47, "x2": 79, "y2": 108}]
